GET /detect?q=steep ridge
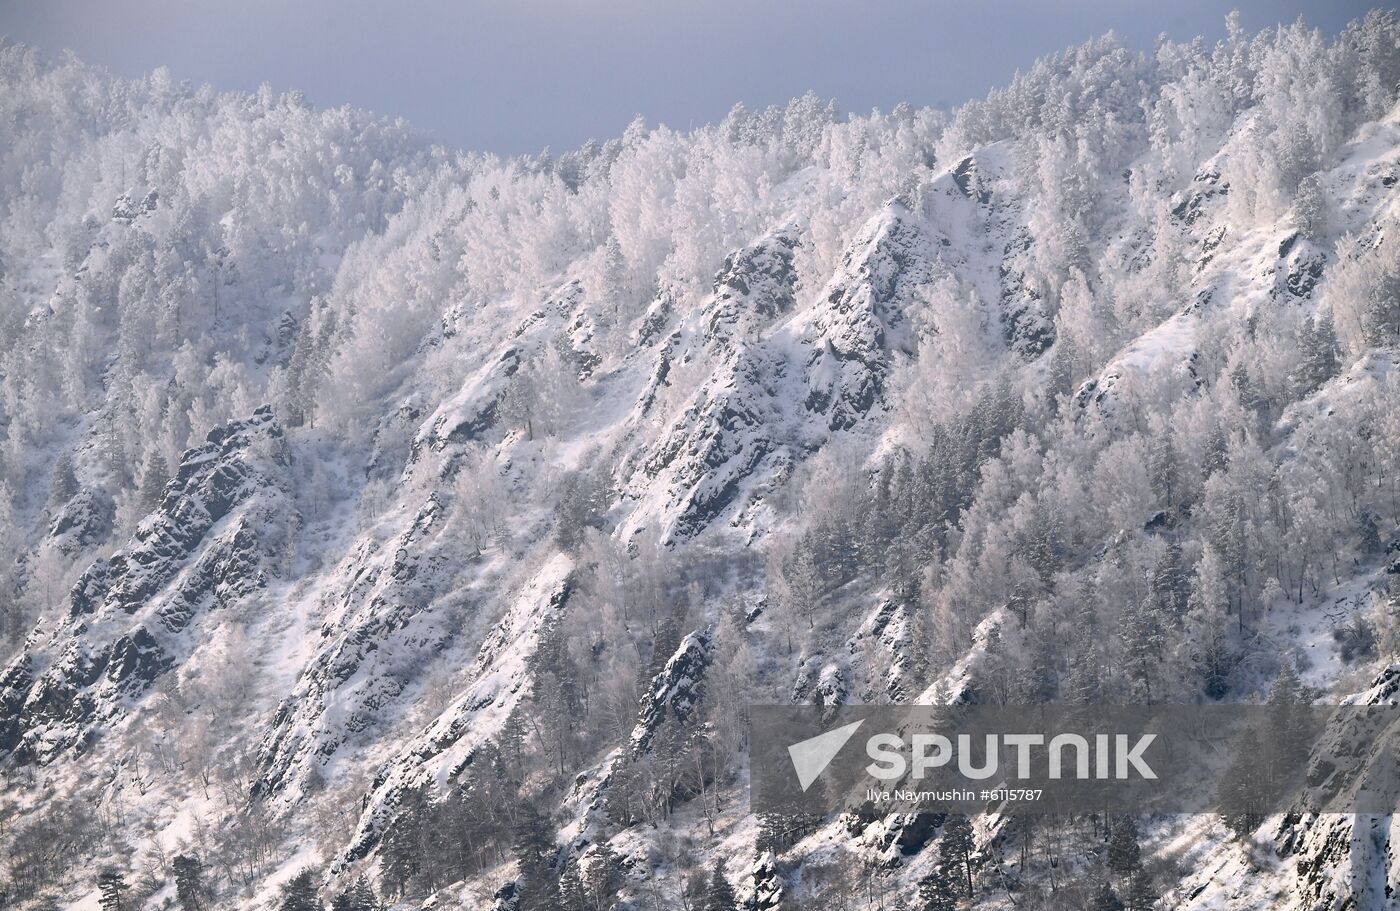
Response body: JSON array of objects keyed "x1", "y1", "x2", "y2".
[{"x1": 0, "y1": 406, "x2": 295, "y2": 763}]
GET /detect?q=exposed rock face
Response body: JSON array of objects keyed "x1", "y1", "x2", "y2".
[
  {"x1": 254, "y1": 492, "x2": 461, "y2": 802},
  {"x1": 625, "y1": 209, "x2": 932, "y2": 542},
  {"x1": 45, "y1": 487, "x2": 114, "y2": 555},
  {"x1": 1271, "y1": 664, "x2": 1400, "y2": 910},
  {"x1": 629, "y1": 630, "x2": 710, "y2": 755},
  {"x1": 0, "y1": 406, "x2": 295, "y2": 763},
  {"x1": 998, "y1": 227, "x2": 1054, "y2": 358},
  {"x1": 327, "y1": 555, "x2": 576, "y2": 859}
]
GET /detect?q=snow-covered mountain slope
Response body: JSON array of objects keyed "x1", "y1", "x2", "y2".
[
  {"x1": 4, "y1": 13, "x2": 1400, "y2": 911},
  {"x1": 0, "y1": 407, "x2": 295, "y2": 764}
]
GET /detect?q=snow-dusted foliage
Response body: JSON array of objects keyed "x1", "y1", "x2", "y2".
[{"x1": 3, "y1": 11, "x2": 1400, "y2": 910}]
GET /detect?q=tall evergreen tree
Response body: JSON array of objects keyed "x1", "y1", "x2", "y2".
[
  {"x1": 138, "y1": 453, "x2": 170, "y2": 510},
  {"x1": 512, "y1": 803, "x2": 559, "y2": 910},
  {"x1": 1219, "y1": 728, "x2": 1267, "y2": 837},
  {"x1": 330, "y1": 877, "x2": 379, "y2": 911},
  {"x1": 558, "y1": 862, "x2": 586, "y2": 911},
  {"x1": 280, "y1": 869, "x2": 321, "y2": 911},
  {"x1": 702, "y1": 862, "x2": 738, "y2": 911},
  {"x1": 1125, "y1": 870, "x2": 1159, "y2": 911},
  {"x1": 49, "y1": 452, "x2": 79, "y2": 510},
  {"x1": 96, "y1": 870, "x2": 128, "y2": 911},
  {"x1": 1107, "y1": 817, "x2": 1142, "y2": 877},
  {"x1": 1151, "y1": 540, "x2": 1189, "y2": 619},
  {"x1": 916, "y1": 866, "x2": 958, "y2": 911},
  {"x1": 585, "y1": 843, "x2": 622, "y2": 910},
  {"x1": 939, "y1": 814, "x2": 975, "y2": 897},
  {"x1": 171, "y1": 854, "x2": 205, "y2": 911},
  {"x1": 1090, "y1": 880, "x2": 1125, "y2": 911},
  {"x1": 1148, "y1": 432, "x2": 1179, "y2": 511},
  {"x1": 379, "y1": 803, "x2": 423, "y2": 898}
]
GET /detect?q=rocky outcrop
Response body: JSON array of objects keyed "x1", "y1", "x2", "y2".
[
  {"x1": 626, "y1": 209, "x2": 932, "y2": 541},
  {"x1": 1272, "y1": 664, "x2": 1400, "y2": 910},
  {"x1": 45, "y1": 487, "x2": 114, "y2": 555},
  {"x1": 0, "y1": 406, "x2": 294, "y2": 763},
  {"x1": 629, "y1": 630, "x2": 710, "y2": 755},
  {"x1": 333, "y1": 555, "x2": 575, "y2": 859}
]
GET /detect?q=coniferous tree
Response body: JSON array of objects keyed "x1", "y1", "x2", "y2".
[
  {"x1": 1119, "y1": 599, "x2": 1163, "y2": 701},
  {"x1": 558, "y1": 862, "x2": 586, "y2": 911},
  {"x1": 1219, "y1": 727, "x2": 1267, "y2": 837},
  {"x1": 702, "y1": 862, "x2": 738, "y2": 911},
  {"x1": 379, "y1": 805, "x2": 422, "y2": 898},
  {"x1": 1294, "y1": 312, "x2": 1340, "y2": 396},
  {"x1": 512, "y1": 803, "x2": 559, "y2": 910},
  {"x1": 96, "y1": 870, "x2": 128, "y2": 911},
  {"x1": 1090, "y1": 880, "x2": 1125, "y2": 911},
  {"x1": 1125, "y1": 870, "x2": 1159, "y2": 911},
  {"x1": 330, "y1": 877, "x2": 379, "y2": 911},
  {"x1": 1148, "y1": 432, "x2": 1179, "y2": 511},
  {"x1": 916, "y1": 866, "x2": 958, "y2": 911},
  {"x1": 49, "y1": 452, "x2": 79, "y2": 510},
  {"x1": 1266, "y1": 661, "x2": 1312, "y2": 788},
  {"x1": 171, "y1": 854, "x2": 205, "y2": 911},
  {"x1": 280, "y1": 869, "x2": 321, "y2": 911},
  {"x1": 755, "y1": 811, "x2": 787, "y2": 857},
  {"x1": 1201, "y1": 424, "x2": 1229, "y2": 481},
  {"x1": 585, "y1": 843, "x2": 622, "y2": 910},
  {"x1": 1107, "y1": 817, "x2": 1142, "y2": 877},
  {"x1": 939, "y1": 814, "x2": 975, "y2": 897},
  {"x1": 138, "y1": 454, "x2": 170, "y2": 510},
  {"x1": 1151, "y1": 540, "x2": 1189, "y2": 619}
]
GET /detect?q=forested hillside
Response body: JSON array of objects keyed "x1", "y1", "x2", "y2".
[{"x1": 3, "y1": 11, "x2": 1400, "y2": 910}]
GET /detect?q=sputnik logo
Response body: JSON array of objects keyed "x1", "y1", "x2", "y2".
[{"x1": 787, "y1": 719, "x2": 865, "y2": 791}]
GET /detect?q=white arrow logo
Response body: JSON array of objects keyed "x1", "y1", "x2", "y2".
[{"x1": 787, "y1": 719, "x2": 865, "y2": 791}]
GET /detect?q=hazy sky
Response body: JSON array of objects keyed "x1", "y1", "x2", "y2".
[{"x1": 0, "y1": 1, "x2": 1382, "y2": 156}]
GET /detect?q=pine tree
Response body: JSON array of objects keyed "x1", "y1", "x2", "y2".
[
  {"x1": 703, "y1": 862, "x2": 738, "y2": 911},
  {"x1": 585, "y1": 843, "x2": 622, "y2": 910},
  {"x1": 1047, "y1": 333, "x2": 1080, "y2": 407},
  {"x1": 558, "y1": 862, "x2": 586, "y2": 911},
  {"x1": 755, "y1": 811, "x2": 787, "y2": 856},
  {"x1": 512, "y1": 803, "x2": 559, "y2": 910},
  {"x1": 172, "y1": 854, "x2": 205, "y2": 911},
  {"x1": 280, "y1": 869, "x2": 321, "y2": 911},
  {"x1": 1188, "y1": 546, "x2": 1234, "y2": 699},
  {"x1": 97, "y1": 870, "x2": 128, "y2": 911},
  {"x1": 1064, "y1": 610, "x2": 1104, "y2": 704},
  {"x1": 1125, "y1": 870, "x2": 1159, "y2": 911},
  {"x1": 330, "y1": 877, "x2": 378, "y2": 911},
  {"x1": 1201, "y1": 424, "x2": 1228, "y2": 481},
  {"x1": 498, "y1": 708, "x2": 528, "y2": 781},
  {"x1": 379, "y1": 806, "x2": 422, "y2": 898},
  {"x1": 1107, "y1": 817, "x2": 1142, "y2": 877},
  {"x1": 49, "y1": 452, "x2": 79, "y2": 509},
  {"x1": 916, "y1": 866, "x2": 958, "y2": 911},
  {"x1": 1147, "y1": 432, "x2": 1179, "y2": 510},
  {"x1": 1219, "y1": 728, "x2": 1266, "y2": 837},
  {"x1": 1090, "y1": 880, "x2": 1125, "y2": 911},
  {"x1": 1266, "y1": 661, "x2": 1311, "y2": 786},
  {"x1": 1293, "y1": 312, "x2": 1340, "y2": 396},
  {"x1": 1119, "y1": 599, "x2": 1163, "y2": 702},
  {"x1": 939, "y1": 813, "x2": 975, "y2": 897},
  {"x1": 1151, "y1": 540, "x2": 1188, "y2": 619}
]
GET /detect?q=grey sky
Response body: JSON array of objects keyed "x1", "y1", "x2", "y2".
[{"x1": 0, "y1": 1, "x2": 1383, "y2": 157}]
